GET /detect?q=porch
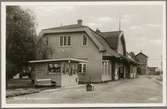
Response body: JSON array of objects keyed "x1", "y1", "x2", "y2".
[
  {"x1": 29, "y1": 58, "x2": 88, "y2": 87},
  {"x1": 102, "y1": 55, "x2": 138, "y2": 80}
]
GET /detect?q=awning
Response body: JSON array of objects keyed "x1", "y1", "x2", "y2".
[
  {"x1": 120, "y1": 55, "x2": 139, "y2": 65},
  {"x1": 103, "y1": 55, "x2": 139, "y2": 65},
  {"x1": 29, "y1": 58, "x2": 88, "y2": 64}
]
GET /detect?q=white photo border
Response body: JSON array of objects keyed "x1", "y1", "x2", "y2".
[{"x1": 1, "y1": 1, "x2": 166, "y2": 108}]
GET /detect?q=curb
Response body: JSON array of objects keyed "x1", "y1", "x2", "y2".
[{"x1": 41, "y1": 85, "x2": 85, "y2": 93}]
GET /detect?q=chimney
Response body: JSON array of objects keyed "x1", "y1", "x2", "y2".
[
  {"x1": 77, "y1": 19, "x2": 82, "y2": 25},
  {"x1": 96, "y1": 28, "x2": 101, "y2": 33}
]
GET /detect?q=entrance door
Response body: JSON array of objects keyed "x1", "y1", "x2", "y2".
[
  {"x1": 61, "y1": 62, "x2": 79, "y2": 87},
  {"x1": 112, "y1": 62, "x2": 115, "y2": 80},
  {"x1": 118, "y1": 65, "x2": 124, "y2": 79}
]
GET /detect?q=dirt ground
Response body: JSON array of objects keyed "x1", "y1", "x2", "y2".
[{"x1": 7, "y1": 75, "x2": 162, "y2": 104}]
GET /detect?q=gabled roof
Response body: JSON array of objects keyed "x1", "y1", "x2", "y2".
[
  {"x1": 39, "y1": 24, "x2": 106, "y2": 52},
  {"x1": 38, "y1": 23, "x2": 123, "y2": 58},
  {"x1": 39, "y1": 24, "x2": 85, "y2": 37},
  {"x1": 99, "y1": 31, "x2": 122, "y2": 50},
  {"x1": 136, "y1": 52, "x2": 148, "y2": 58},
  {"x1": 127, "y1": 53, "x2": 139, "y2": 65},
  {"x1": 90, "y1": 29, "x2": 120, "y2": 57},
  {"x1": 43, "y1": 24, "x2": 87, "y2": 30}
]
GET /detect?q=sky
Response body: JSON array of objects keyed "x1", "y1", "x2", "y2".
[{"x1": 21, "y1": 2, "x2": 164, "y2": 68}]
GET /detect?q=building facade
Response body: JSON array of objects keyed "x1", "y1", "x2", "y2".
[
  {"x1": 30, "y1": 20, "x2": 138, "y2": 87},
  {"x1": 135, "y1": 52, "x2": 148, "y2": 75}
]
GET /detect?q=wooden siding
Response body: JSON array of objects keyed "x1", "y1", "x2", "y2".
[
  {"x1": 32, "y1": 63, "x2": 61, "y2": 86},
  {"x1": 44, "y1": 32, "x2": 102, "y2": 82}
]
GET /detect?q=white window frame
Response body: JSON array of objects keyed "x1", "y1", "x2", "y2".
[
  {"x1": 83, "y1": 35, "x2": 87, "y2": 45},
  {"x1": 78, "y1": 63, "x2": 87, "y2": 74},
  {"x1": 60, "y1": 36, "x2": 71, "y2": 46}
]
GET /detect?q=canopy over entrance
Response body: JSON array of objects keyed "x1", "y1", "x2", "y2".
[
  {"x1": 29, "y1": 58, "x2": 88, "y2": 64},
  {"x1": 29, "y1": 58, "x2": 88, "y2": 87},
  {"x1": 103, "y1": 55, "x2": 138, "y2": 65}
]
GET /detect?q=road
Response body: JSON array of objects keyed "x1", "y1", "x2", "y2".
[{"x1": 7, "y1": 75, "x2": 162, "y2": 103}]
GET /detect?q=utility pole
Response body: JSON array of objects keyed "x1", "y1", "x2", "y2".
[{"x1": 118, "y1": 16, "x2": 121, "y2": 31}]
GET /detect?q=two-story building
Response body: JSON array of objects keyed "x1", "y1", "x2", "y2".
[
  {"x1": 29, "y1": 20, "x2": 137, "y2": 87},
  {"x1": 135, "y1": 52, "x2": 148, "y2": 75}
]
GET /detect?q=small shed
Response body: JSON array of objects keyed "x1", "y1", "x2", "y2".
[{"x1": 29, "y1": 58, "x2": 88, "y2": 87}]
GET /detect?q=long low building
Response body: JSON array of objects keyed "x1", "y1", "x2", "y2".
[{"x1": 29, "y1": 19, "x2": 138, "y2": 87}]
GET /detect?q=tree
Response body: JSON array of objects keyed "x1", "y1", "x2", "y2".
[
  {"x1": 35, "y1": 36, "x2": 53, "y2": 60},
  {"x1": 6, "y1": 6, "x2": 36, "y2": 79}
]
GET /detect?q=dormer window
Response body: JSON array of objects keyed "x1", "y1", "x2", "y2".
[
  {"x1": 60, "y1": 36, "x2": 71, "y2": 46},
  {"x1": 83, "y1": 35, "x2": 87, "y2": 45}
]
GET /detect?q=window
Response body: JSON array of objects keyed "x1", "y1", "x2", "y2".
[
  {"x1": 65, "y1": 63, "x2": 70, "y2": 73},
  {"x1": 48, "y1": 63, "x2": 61, "y2": 73},
  {"x1": 78, "y1": 63, "x2": 87, "y2": 75},
  {"x1": 83, "y1": 35, "x2": 87, "y2": 45},
  {"x1": 46, "y1": 37, "x2": 48, "y2": 45},
  {"x1": 60, "y1": 36, "x2": 71, "y2": 46},
  {"x1": 78, "y1": 64, "x2": 82, "y2": 72},
  {"x1": 60, "y1": 36, "x2": 63, "y2": 46},
  {"x1": 68, "y1": 36, "x2": 71, "y2": 45},
  {"x1": 54, "y1": 64, "x2": 61, "y2": 72},
  {"x1": 102, "y1": 61, "x2": 105, "y2": 75},
  {"x1": 70, "y1": 64, "x2": 77, "y2": 75},
  {"x1": 83, "y1": 64, "x2": 86, "y2": 73},
  {"x1": 64, "y1": 36, "x2": 67, "y2": 45}
]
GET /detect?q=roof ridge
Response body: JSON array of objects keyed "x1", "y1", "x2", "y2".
[
  {"x1": 43, "y1": 24, "x2": 87, "y2": 30},
  {"x1": 136, "y1": 52, "x2": 148, "y2": 58},
  {"x1": 88, "y1": 28, "x2": 120, "y2": 56},
  {"x1": 101, "y1": 30, "x2": 122, "y2": 33},
  {"x1": 93, "y1": 30, "x2": 115, "y2": 49}
]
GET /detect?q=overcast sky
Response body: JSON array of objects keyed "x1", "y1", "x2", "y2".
[{"x1": 22, "y1": 3, "x2": 164, "y2": 68}]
